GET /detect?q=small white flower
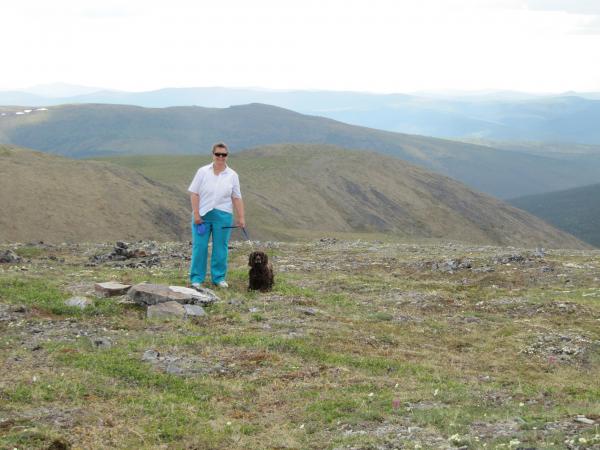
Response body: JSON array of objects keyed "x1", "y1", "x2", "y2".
[
  {"x1": 299, "y1": 424, "x2": 305, "y2": 429},
  {"x1": 433, "y1": 389, "x2": 439, "y2": 396},
  {"x1": 368, "y1": 392, "x2": 374, "y2": 397},
  {"x1": 226, "y1": 421, "x2": 232, "y2": 426}
]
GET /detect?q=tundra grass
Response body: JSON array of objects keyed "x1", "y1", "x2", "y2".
[{"x1": 1, "y1": 241, "x2": 599, "y2": 449}]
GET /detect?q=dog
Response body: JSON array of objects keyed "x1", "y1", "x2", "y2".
[{"x1": 248, "y1": 251, "x2": 274, "y2": 292}]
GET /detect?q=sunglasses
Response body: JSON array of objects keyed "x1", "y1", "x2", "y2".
[{"x1": 213, "y1": 152, "x2": 228, "y2": 158}]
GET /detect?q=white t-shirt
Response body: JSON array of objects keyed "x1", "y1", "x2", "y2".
[{"x1": 188, "y1": 163, "x2": 242, "y2": 216}]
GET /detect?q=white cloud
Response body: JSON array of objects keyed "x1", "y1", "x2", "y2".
[
  {"x1": 1, "y1": 0, "x2": 599, "y2": 93},
  {"x1": 526, "y1": 0, "x2": 600, "y2": 15}
]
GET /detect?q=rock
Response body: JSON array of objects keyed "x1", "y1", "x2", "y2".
[
  {"x1": 142, "y1": 349, "x2": 160, "y2": 362},
  {"x1": 95, "y1": 281, "x2": 131, "y2": 298},
  {"x1": 493, "y1": 253, "x2": 526, "y2": 265},
  {"x1": 183, "y1": 304, "x2": 206, "y2": 317},
  {"x1": 128, "y1": 284, "x2": 219, "y2": 306},
  {"x1": 0, "y1": 249, "x2": 21, "y2": 264},
  {"x1": 147, "y1": 301, "x2": 186, "y2": 319},
  {"x1": 92, "y1": 337, "x2": 112, "y2": 349},
  {"x1": 89, "y1": 241, "x2": 159, "y2": 265},
  {"x1": 166, "y1": 363, "x2": 184, "y2": 375},
  {"x1": 128, "y1": 256, "x2": 160, "y2": 268},
  {"x1": 169, "y1": 285, "x2": 219, "y2": 305},
  {"x1": 64, "y1": 296, "x2": 93, "y2": 309},
  {"x1": 297, "y1": 307, "x2": 318, "y2": 316},
  {"x1": 575, "y1": 416, "x2": 596, "y2": 425},
  {"x1": 228, "y1": 298, "x2": 244, "y2": 306},
  {"x1": 129, "y1": 284, "x2": 191, "y2": 306}
]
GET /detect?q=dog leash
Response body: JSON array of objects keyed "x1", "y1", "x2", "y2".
[
  {"x1": 222, "y1": 226, "x2": 250, "y2": 241},
  {"x1": 196, "y1": 223, "x2": 253, "y2": 253}
]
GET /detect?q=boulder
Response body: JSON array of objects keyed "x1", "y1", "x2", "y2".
[
  {"x1": 92, "y1": 337, "x2": 112, "y2": 349},
  {"x1": 142, "y1": 349, "x2": 160, "y2": 362},
  {"x1": 128, "y1": 283, "x2": 219, "y2": 306},
  {"x1": 147, "y1": 301, "x2": 186, "y2": 319},
  {"x1": 95, "y1": 282, "x2": 131, "y2": 298},
  {"x1": 129, "y1": 284, "x2": 191, "y2": 306},
  {"x1": 169, "y1": 285, "x2": 219, "y2": 306},
  {"x1": 183, "y1": 304, "x2": 206, "y2": 317}
]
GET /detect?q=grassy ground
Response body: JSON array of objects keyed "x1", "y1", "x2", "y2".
[{"x1": 1, "y1": 239, "x2": 599, "y2": 449}]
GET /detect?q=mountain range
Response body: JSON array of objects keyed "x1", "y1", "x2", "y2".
[
  {"x1": 3, "y1": 85, "x2": 600, "y2": 144},
  {"x1": 2, "y1": 103, "x2": 600, "y2": 200}
]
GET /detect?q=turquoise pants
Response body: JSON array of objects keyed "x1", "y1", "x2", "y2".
[{"x1": 190, "y1": 209, "x2": 233, "y2": 285}]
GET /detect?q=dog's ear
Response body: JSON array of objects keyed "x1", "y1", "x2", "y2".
[
  {"x1": 262, "y1": 253, "x2": 268, "y2": 264},
  {"x1": 248, "y1": 252, "x2": 254, "y2": 267}
]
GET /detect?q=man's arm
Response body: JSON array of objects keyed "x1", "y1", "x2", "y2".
[
  {"x1": 232, "y1": 197, "x2": 245, "y2": 228},
  {"x1": 190, "y1": 193, "x2": 202, "y2": 224}
]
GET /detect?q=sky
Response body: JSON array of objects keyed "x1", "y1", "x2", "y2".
[{"x1": 2, "y1": 0, "x2": 600, "y2": 94}]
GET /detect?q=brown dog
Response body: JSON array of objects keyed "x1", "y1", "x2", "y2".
[{"x1": 248, "y1": 251, "x2": 274, "y2": 292}]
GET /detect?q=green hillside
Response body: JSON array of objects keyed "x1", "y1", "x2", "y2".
[
  {"x1": 0, "y1": 145, "x2": 189, "y2": 243},
  {"x1": 510, "y1": 183, "x2": 600, "y2": 247},
  {"x1": 96, "y1": 144, "x2": 587, "y2": 248},
  {"x1": 2, "y1": 103, "x2": 599, "y2": 199}
]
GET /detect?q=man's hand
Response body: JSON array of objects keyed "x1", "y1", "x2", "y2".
[
  {"x1": 194, "y1": 214, "x2": 202, "y2": 225},
  {"x1": 236, "y1": 218, "x2": 246, "y2": 229}
]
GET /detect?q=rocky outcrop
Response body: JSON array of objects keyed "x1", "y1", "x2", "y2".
[{"x1": 0, "y1": 250, "x2": 21, "y2": 264}]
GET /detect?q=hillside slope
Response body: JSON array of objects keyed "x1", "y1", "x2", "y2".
[
  {"x1": 510, "y1": 183, "x2": 600, "y2": 247},
  {"x1": 2, "y1": 103, "x2": 599, "y2": 199},
  {"x1": 99, "y1": 144, "x2": 587, "y2": 248},
  {"x1": 0, "y1": 145, "x2": 189, "y2": 243}
]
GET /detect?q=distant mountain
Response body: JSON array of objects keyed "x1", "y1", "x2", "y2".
[
  {"x1": 510, "y1": 183, "x2": 600, "y2": 247},
  {"x1": 22, "y1": 83, "x2": 107, "y2": 98},
  {"x1": 3, "y1": 86, "x2": 600, "y2": 143},
  {"x1": 1, "y1": 103, "x2": 599, "y2": 199},
  {"x1": 96, "y1": 143, "x2": 587, "y2": 248},
  {"x1": 0, "y1": 145, "x2": 189, "y2": 243},
  {"x1": 458, "y1": 139, "x2": 600, "y2": 159}
]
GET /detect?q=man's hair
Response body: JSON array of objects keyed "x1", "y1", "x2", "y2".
[{"x1": 212, "y1": 142, "x2": 228, "y2": 153}]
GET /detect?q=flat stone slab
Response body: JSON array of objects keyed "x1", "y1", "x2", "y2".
[
  {"x1": 128, "y1": 283, "x2": 219, "y2": 306},
  {"x1": 169, "y1": 285, "x2": 219, "y2": 306},
  {"x1": 95, "y1": 281, "x2": 131, "y2": 298},
  {"x1": 129, "y1": 283, "x2": 192, "y2": 306},
  {"x1": 147, "y1": 301, "x2": 186, "y2": 319}
]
